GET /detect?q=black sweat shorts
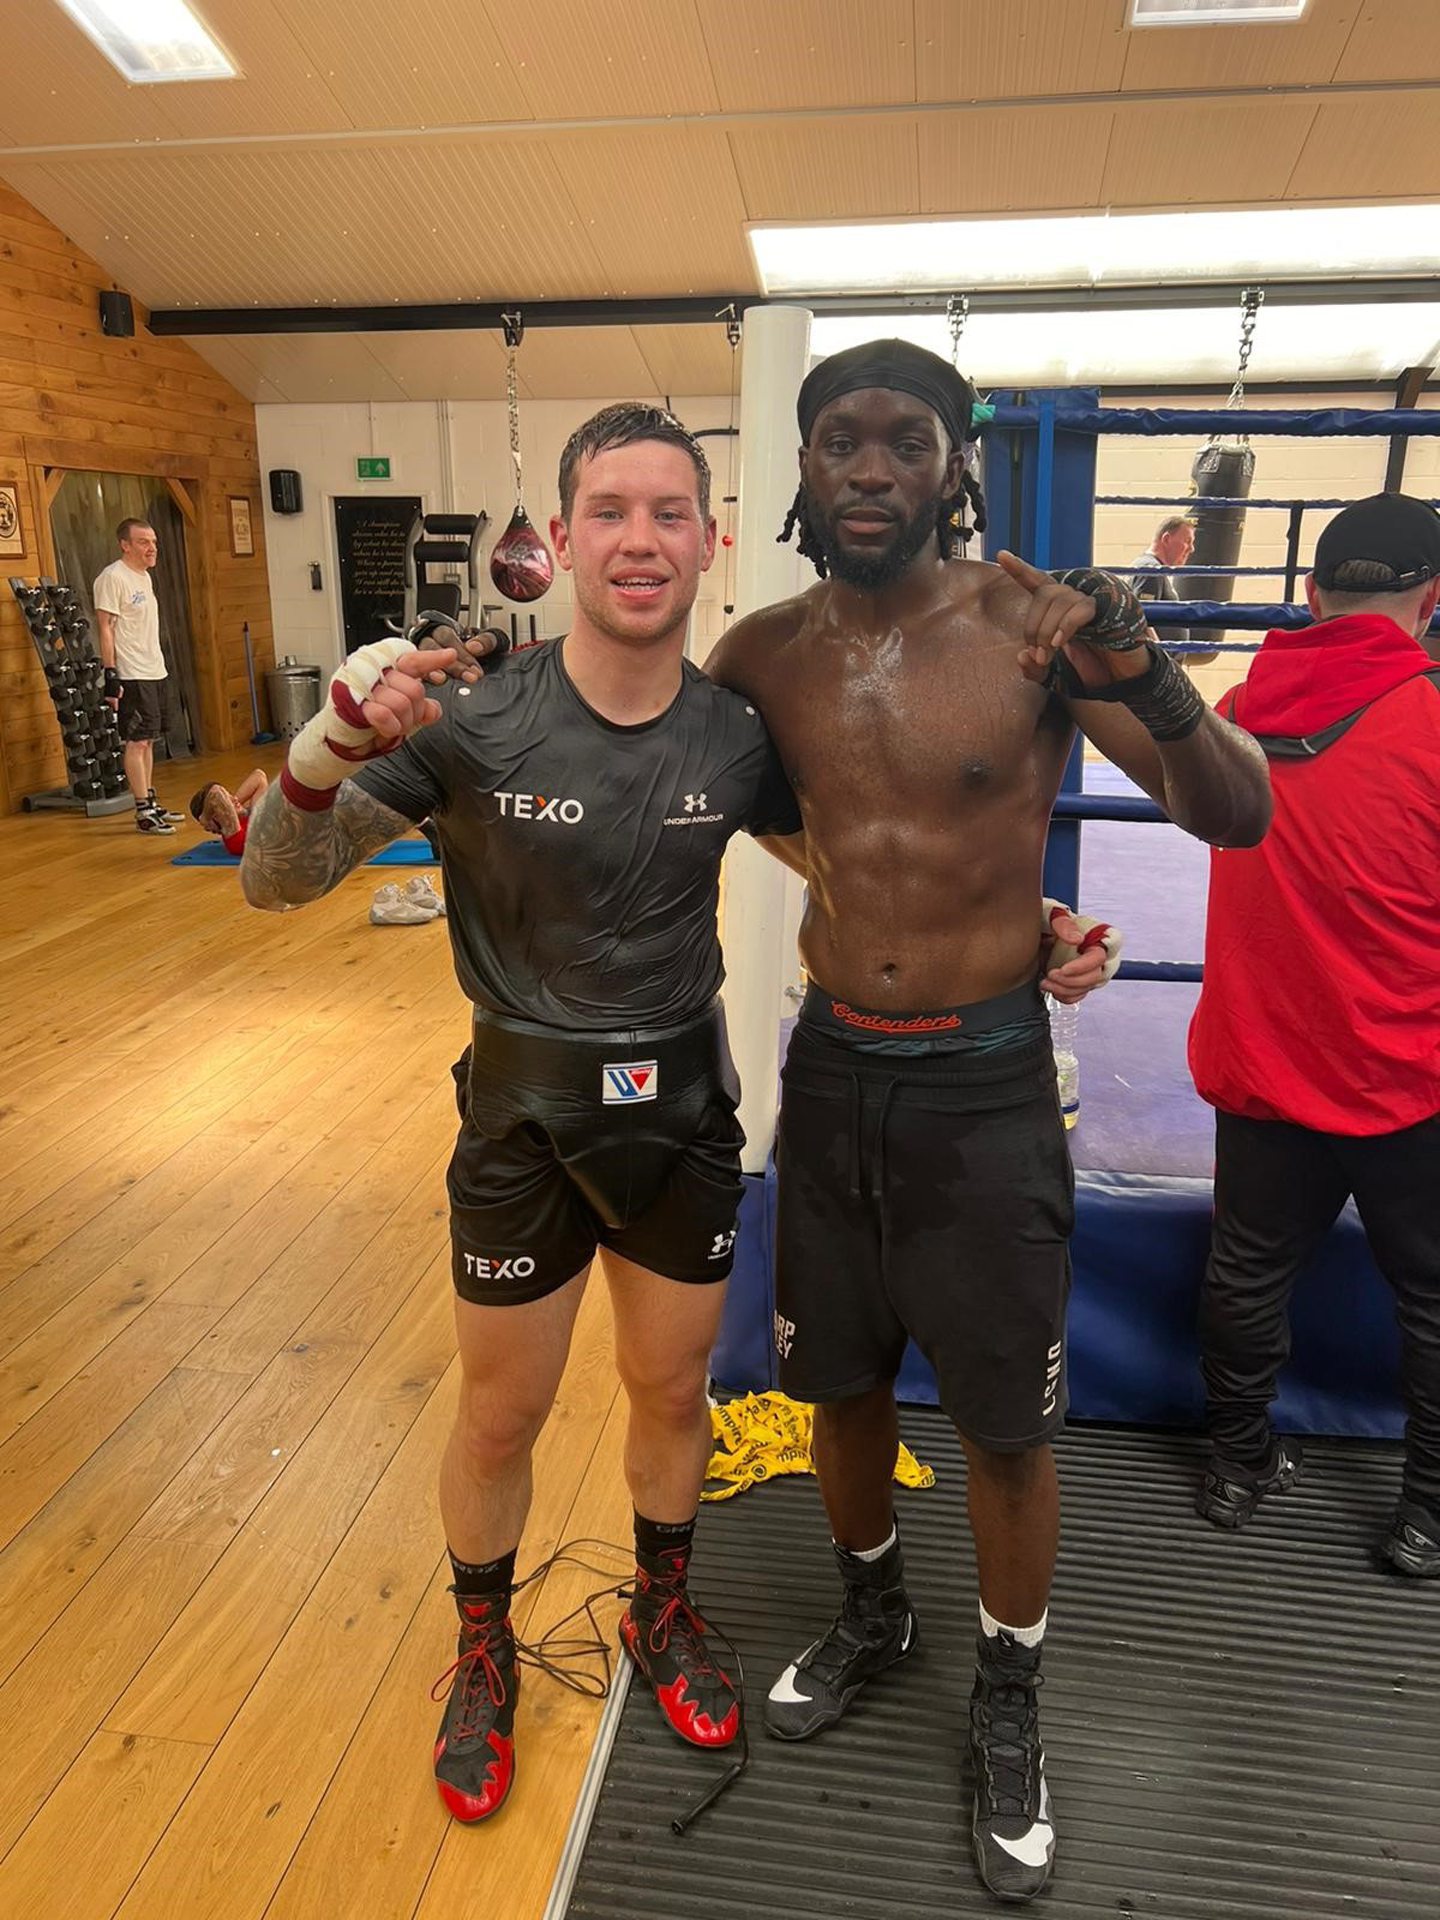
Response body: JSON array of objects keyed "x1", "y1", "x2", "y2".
[
  {"x1": 117, "y1": 679, "x2": 164, "y2": 742},
  {"x1": 448, "y1": 1001, "x2": 745, "y2": 1305},
  {"x1": 775, "y1": 1011, "x2": 1075, "y2": 1450}
]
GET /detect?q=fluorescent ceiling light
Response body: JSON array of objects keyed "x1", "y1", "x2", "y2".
[
  {"x1": 1129, "y1": 0, "x2": 1308, "y2": 23},
  {"x1": 751, "y1": 205, "x2": 1439, "y2": 299},
  {"x1": 55, "y1": 0, "x2": 236, "y2": 83},
  {"x1": 808, "y1": 304, "x2": 1440, "y2": 388}
]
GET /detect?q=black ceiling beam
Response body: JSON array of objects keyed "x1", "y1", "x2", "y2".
[{"x1": 148, "y1": 277, "x2": 1440, "y2": 337}]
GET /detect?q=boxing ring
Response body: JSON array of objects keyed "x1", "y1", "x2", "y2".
[{"x1": 712, "y1": 388, "x2": 1440, "y2": 1442}]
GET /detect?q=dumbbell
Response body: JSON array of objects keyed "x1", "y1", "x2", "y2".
[
  {"x1": 72, "y1": 776, "x2": 104, "y2": 801},
  {"x1": 60, "y1": 718, "x2": 94, "y2": 752}
]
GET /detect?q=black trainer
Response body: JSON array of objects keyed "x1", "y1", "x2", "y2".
[
  {"x1": 134, "y1": 804, "x2": 175, "y2": 835},
  {"x1": 1381, "y1": 1500, "x2": 1440, "y2": 1578},
  {"x1": 430, "y1": 1595, "x2": 519, "y2": 1823},
  {"x1": 620, "y1": 1542, "x2": 741, "y2": 1748},
  {"x1": 1197, "y1": 1436, "x2": 1303, "y2": 1529},
  {"x1": 147, "y1": 790, "x2": 185, "y2": 824},
  {"x1": 970, "y1": 1632, "x2": 1055, "y2": 1904},
  {"x1": 765, "y1": 1535, "x2": 917, "y2": 1741}
]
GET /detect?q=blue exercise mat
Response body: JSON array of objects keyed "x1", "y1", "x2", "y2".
[{"x1": 171, "y1": 837, "x2": 436, "y2": 868}]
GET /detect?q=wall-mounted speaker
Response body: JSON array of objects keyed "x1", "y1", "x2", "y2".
[
  {"x1": 269, "y1": 468, "x2": 304, "y2": 515},
  {"x1": 98, "y1": 290, "x2": 134, "y2": 337}
]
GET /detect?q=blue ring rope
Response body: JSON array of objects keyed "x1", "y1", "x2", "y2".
[
  {"x1": 992, "y1": 405, "x2": 1440, "y2": 437},
  {"x1": 1097, "y1": 494, "x2": 1440, "y2": 510}
]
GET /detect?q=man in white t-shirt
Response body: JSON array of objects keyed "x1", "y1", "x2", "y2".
[{"x1": 94, "y1": 518, "x2": 182, "y2": 834}]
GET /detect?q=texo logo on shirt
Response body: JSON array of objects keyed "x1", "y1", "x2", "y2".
[{"x1": 495, "y1": 791, "x2": 585, "y2": 824}]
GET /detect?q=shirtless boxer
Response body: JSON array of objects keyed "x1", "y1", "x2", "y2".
[{"x1": 707, "y1": 339, "x2": 1271, "y2": 1902}]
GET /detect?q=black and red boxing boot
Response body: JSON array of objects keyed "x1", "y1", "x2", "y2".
[
  {"x1": 620, "y1": 1516, "x2": 741, "y2": 1749},
  {"x1": 431, "y1": 1554, "x2": 519, "y2": 1823}
]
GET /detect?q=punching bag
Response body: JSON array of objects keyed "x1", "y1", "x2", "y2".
[
  {"x1": 490, "y1": 324, "x2": 554, "y2": 605},
  {"x1": 489, "y1": 503, "x2": 553, "y2": 603},
  {"x1": 1178, "y1": 440, "x2": 1254, "y2": 664}
]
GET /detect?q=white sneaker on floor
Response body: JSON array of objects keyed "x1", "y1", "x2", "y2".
[
  {"x1": 370, "y1": 881, "x2": 441, "y2": 926},
  {"x1": 401, "y1": 873, "x2": 446, "y2": 916}
]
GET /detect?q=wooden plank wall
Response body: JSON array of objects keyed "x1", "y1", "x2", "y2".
[{"x1": 0, "y1": 180, "x2": 274, "y2": 813}]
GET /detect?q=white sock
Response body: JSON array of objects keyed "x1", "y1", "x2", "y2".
[
  {"x1": 842, "y1": 1526, "x2": 897, "y2": 1564},
  {"x1": 980, "y1": 1601, "x2": 1047, "y2": 1648}
]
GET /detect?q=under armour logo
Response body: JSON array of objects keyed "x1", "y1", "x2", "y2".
[{"x1": 684, "y1": 792, "x2": 708, "y2": 813}]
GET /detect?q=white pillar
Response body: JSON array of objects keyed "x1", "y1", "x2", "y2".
[{"x1": 720, "y1": 304, "x2": 813, "y2": 1172}]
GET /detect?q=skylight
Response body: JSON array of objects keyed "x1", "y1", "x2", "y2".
[{"x1": 55, "y1": 0, "x2": 236, "y2": 84}]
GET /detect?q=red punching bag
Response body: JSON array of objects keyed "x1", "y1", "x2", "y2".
[
  {"x1": 490, "y1": 323, "x2": 553, "y2": 604},
  {"x1": 490, "y1": 503, "x2": 552, "y2": 603}
]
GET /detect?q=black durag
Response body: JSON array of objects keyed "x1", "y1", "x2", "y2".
[{"x1": 796, "y1": 338, "x2": 979, "y2": 448}]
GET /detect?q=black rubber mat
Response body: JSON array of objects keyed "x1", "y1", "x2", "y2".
[{"x1": 562, "y1": 1415, "x2": 1440, "y2": 1920}]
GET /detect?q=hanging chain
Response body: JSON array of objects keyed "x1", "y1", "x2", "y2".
[
  {"x1": 719, "y1": 305, "x2": 741, "y2": 623},
  {"x1": 501, "y1": 310, "x2": 524, "y2": 502},
  {"x1": 1226, "y1": 286, "x2": 1263, "y2": 413},
  {"x1": 947, "y1": 292, "x2": 970, "y2": 367}
]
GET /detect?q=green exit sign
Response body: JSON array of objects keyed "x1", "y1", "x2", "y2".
[{"x1": 356, "y1": 456, "x2": 391, "y2": 480}]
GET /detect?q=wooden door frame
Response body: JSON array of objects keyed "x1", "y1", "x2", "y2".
[{"x1": 24, "y1": 437, "x2": 222, "y2": 751}]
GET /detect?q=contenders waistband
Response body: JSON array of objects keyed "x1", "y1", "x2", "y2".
[{"x1": 800, "y1": 979, "x2": 1045, "y2": 1056}]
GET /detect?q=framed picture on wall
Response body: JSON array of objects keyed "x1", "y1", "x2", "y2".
[
  {"x1": 228, "y1": 495, "x2": 255, "y2": 558},
  {"x1": 0, "y1": 482, "x2": 23, "y2": 558}
]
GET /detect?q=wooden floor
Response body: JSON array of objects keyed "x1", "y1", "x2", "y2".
[{"x1": 0, "y1": 745, "x2": 627, "y2": 1920}]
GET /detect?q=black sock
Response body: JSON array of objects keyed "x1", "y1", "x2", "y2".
[
  {"x1": 447, "y1": 1546, "x2": 516, "y2": 1606},
  {"x1": 635, "y1": 1511, "x2": 696, "y2": 1566}
]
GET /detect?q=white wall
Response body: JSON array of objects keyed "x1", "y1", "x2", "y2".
[{"x1": 256, "y1": 394, "x2": 741, "y2": 672}]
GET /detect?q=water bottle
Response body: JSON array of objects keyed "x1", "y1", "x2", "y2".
[{"x1": 1047, "y1": 993, "x2": 1080, "y2": 1130}]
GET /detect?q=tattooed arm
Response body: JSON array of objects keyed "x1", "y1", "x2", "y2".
[
  {"x1": 240, "y1": 778, "x2": 417, "y2": 911},
  {"x1": 239, "y1": 638, "x2": 469, "y2": 911}
]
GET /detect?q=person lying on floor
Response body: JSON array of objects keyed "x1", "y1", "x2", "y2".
[{"x1": 189, "y1": 768, "x2": 269, "y2": 854}]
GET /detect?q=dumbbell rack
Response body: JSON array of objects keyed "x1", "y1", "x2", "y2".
[{"x1": 8, "y1": 576, "x2": 133, "y2": 816}]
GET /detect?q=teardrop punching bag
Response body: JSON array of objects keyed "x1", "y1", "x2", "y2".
[
  {"x1": 1178, "y1": 440, "x2": 1254, "y2": 664},
  {"x1": 490, "y1": 322, "x2": 554, "y2": 605},
  {"x1": 490, "y1": 503, "x2": 553, "y2": 604}
]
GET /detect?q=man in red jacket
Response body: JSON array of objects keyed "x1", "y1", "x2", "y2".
[{"x1": 1188, "y1": 492, "x2": 1440, "y2": 1573}]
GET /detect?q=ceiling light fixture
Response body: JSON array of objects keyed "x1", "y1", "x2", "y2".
[
  {"x1": 1128, "y1": 0, "x2": 1309, "y2": 24},
  {"x1": 808, "y1": 303, "x2": 1440, "y2": 388},
  {"x1": 54, "y1": 0, "x2": 237, "y2": 84},
  {"x1": 750, "y1": 205, "x2": 1439, "y2": 299}
]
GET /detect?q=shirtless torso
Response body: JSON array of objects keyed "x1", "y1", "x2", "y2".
[{"x1": 711, "y1": 550, "x2": 1231, "y2": 1010}]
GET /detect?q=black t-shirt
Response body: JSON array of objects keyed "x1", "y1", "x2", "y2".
[{"x1": 354, "y1": 638, "x2": 801, "y2": 1029}]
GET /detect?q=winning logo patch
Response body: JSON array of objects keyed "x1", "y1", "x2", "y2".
[{"x1": 602, "y1": 1060, "x2": 658, "y2": 1104}]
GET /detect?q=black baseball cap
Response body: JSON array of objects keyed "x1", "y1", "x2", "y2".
[{"x1": 1313, "y1": 492, "x2": 1440, "y2": 591}]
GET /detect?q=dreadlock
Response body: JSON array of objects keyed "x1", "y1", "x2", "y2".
[{"x1": 778, "y1": 469, "x2": 988, "y2": 580}]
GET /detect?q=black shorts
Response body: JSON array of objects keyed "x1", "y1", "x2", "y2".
[
  {"x1": 117, "y1": 679, "x2": 164, "y2": 742},
  {"x1": 448, "y1": 1002, "x2": 745, "y2": 1305},
  {"x1": 775, "y1": 999, "x2": 1074, "y2": 1450}
]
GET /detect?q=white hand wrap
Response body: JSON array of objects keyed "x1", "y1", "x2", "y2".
[
  {"x1": 280, "y1": 638, "x2": 416, "y2": 811},
  {"x1": 1042, "y1": 898, "x2": 1123, "y2": 984}
]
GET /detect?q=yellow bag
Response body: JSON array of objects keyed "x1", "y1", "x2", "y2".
[{"x1": 702, "y1": 1391, "x2": 934, "y2": 1501}]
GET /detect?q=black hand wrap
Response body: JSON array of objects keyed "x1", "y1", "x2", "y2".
[
  {"x1": 103, "y1": 666, "x2": 121, "y2": 700},
  {"x1": 1048, "y1": 568, "x2": 1149, "y2": 650},
  {"x1": 1046, "y1": 641, "x2": 1206, "y2": 742}
]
